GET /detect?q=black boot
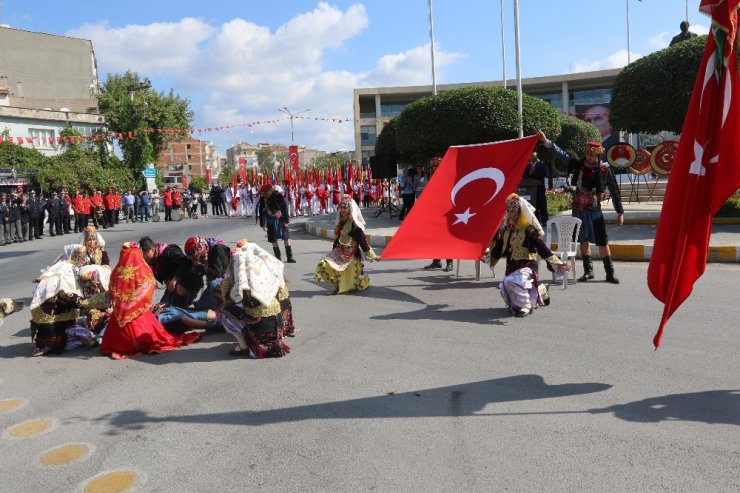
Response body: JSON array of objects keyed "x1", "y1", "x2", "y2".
[
  {"x1": 578, "y1": 255, "x2": 594, "y2": 282},
  {"x1": 603, "y1": 255, "x2": 620, "y2": 284},
  {"x1": 273, "y1": 246, "x2": 282, "y2": 261},
  {"x1": 285, "y1": 245, "x2": 296, "y2": 263}
]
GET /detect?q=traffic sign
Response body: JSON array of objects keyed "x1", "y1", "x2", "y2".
[{"x1": 142, "y1": 168, "x2": 157, "y2": 178}]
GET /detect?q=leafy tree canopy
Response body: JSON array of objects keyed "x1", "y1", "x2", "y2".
[
  {"x1": 394, "y1": 86, "x2": 561, "y2": 163},
  {"x1": 610, "y1": 35, "x2": 706, "y2": 134},
  {"x1": 98, "y1": 70, "x2": 193, "y2": 178}
]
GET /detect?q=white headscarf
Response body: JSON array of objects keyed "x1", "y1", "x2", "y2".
[
  {"x1": 229, "y1": 242, "x2": 285, "y2": 306},
  {"x1": 335, "y1": 195, "x2": 366, "y2": 232},
  {"x1": 31, "y1": 261, "x2": 81, "y2": 310},
  {"x1": 505, "y1": 194, "x2": 544, "y2": 237}
]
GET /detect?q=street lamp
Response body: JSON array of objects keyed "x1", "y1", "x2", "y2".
[{"x1": 278, "y1": 106, "x2": 311, "y2": 143}]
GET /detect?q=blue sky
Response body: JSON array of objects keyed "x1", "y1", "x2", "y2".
[{"x1": 3, "y1": 1, "x2": 708, "y2": 153}]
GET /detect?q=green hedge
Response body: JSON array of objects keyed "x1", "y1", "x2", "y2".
[
  {"x1": 611, "y1": 35, "x2": 706, "y2": 134},
  {"x1": 393, "y1": 86, "x2": 561, "y2": 163}
]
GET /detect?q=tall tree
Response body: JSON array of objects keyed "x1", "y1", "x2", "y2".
[{"x1": 97, "y1": 71, "x2": 193, "y2": 179}]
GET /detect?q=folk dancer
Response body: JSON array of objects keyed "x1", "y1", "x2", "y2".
[
  {"x1": 538, "y1": 131, "x2": 624, "y2": 283},
  {"x1": 314, "y1": 195, "x2": 379, "y2": 295},
  {"x1": 489, "y1": 194, "x2": 570, "y2": 317}
]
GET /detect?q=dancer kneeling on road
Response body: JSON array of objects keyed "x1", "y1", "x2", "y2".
[
  {"x1": 489, "y1": 194, "x2": 570, "y2": 318},
  {"x1": 314, "y1": 194, "x2": 379, "y2": 295},
  {"x1": 217, "y1": 238, "x2": 295, "y2": 358},
  {"x1": 139, "y1": 236, "x2": 204, "y2": 308}
]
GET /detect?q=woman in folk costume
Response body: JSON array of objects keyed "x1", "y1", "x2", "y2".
[
  {"x1": 101, "y1": 242, "x2": 201, "y2": 359},
  {"x1": 217, "y1": 239, "x2": 296, "y2": 358},
  {"x1": 29, "y1": 259, "x2": 110, "y2": 356},
  {"x1": 489, "y1": 194, "x2": 570, "y2": 318},
  {"x1": 76, "y1": 226, "x2": 109, "y2": 266},
  {"x1": 314, "y1": 194, "x2": 379, "y2": 295}
]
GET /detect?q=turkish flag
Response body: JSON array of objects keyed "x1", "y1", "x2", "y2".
[
  {"x1": 648, "y1": 1, "x2": 740, "y2": 348},
  {"x1": 381, "y1": 135, "x2": 538, "y2": 260},
  {"x1": 289, "y1": 145, "x2": 299, "y2": 172},
  {"x1": 238, "y1": 158, "x2": 247, "y2": 184},
  {"x1": 205, "y1": 168, "x2": 212, "y2": 185}
]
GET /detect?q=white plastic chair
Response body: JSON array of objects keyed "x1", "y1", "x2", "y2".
[{"x1": 545, "y1": 216, "x2": 582, "y2": 289}]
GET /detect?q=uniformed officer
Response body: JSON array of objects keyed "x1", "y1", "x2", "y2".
[
  {"x1": 9, "y1": 191, "x2": 24, "y2": 242},
  {"x1": 45, "y1": 191, "x2": 64, "y2": 236},
  {"x1": 27, "y1": 190, "x2": 43, "y2": 240},
  {"x1": 0, "y1": 193, "x2": 10, "y2": 245}
]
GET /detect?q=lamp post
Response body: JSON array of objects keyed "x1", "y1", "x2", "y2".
[{"x1": 278, "y1": 106, "x2": 311, "y2": 143}]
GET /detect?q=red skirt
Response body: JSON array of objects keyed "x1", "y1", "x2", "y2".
[{"x1": 101, "y1": 310, "x2": 201, "y2": 360}]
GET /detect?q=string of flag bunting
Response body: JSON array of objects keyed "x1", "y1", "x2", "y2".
[{"x1": 0, "y1": 114, "x2": 353, "y2": 147}]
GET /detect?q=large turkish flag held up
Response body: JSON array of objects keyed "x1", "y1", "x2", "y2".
[
  {"x1": 381, "y1": 135, "x2": 538, "y2": 260},
  {"x1": 648, "y1": 0, "x2": 740, "y2": 348}
]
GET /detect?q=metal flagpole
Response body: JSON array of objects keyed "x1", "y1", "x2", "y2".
[
  {"x1": 501, "y1": 0, "x2": 506, "y2": 88},
  {"x1": 428, "y1": 0, "x2": 438, "y2": 95},
  {"x1": 513, "y1": 0, "x2": 523, "y2": 137},
  {"x1": 626, "y1": 0, "x2": 632, "y2": 64}
]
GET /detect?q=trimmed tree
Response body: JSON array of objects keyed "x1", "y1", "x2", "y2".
[
  {"x1": 610, "y1": 35, "x2": 706, "y2": 134},
  {"x1": 394, "y1": 86, "x2": 561, "y2": 163},
  {"x1": 538, "y1": 114, "x2": 602, "y2": 176}
]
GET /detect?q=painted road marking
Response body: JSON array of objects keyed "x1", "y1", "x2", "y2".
[
  {"x1": 3, "y1": 418, "x2": 58, "y2": 439},
  {"x1": 81, "y1": 470, "x2": 143, "y2": 493},
  {"x1": 39, "y1": 443, "x2": 95, "y2": 467},
  {"x1": 0, "y1": 398, "x2": 29, "y2": 414}
]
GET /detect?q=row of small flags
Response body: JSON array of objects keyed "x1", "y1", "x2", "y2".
[{"x1": 0, "y1": 114, "x2": 353, "y2": 147}]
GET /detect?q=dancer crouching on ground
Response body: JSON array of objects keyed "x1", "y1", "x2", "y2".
[
  {"x1": 489, "y1": 194, "x2": 570, "y2": 317},
  {"x1": 217, "y1": 238, "x2": 296, "y2": 358},
  {"x1": 314, "y1": 194, "x2": 378, "y2": 295}
]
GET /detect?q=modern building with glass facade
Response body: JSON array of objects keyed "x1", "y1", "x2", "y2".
[{"x1": 353, "y1": 68, "x2": 621, "y2": 165}]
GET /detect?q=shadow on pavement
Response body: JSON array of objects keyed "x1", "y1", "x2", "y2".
[
  {"x1": 0, "y1": 250, "x2": 40, "y2": 260},
  {"x1": 589, "y1": 390, "x2": 740, "y2": 426},
  {"x1": 371, "y1": 304, "x2": 510, "y2": 326},
  {"x1": 87, "y1": 374, "x2": 612, "y2": 434}
]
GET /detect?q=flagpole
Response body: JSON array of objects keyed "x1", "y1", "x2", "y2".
[
  {"x1": 501, "y1": 0, "x2": 506, "y2": 89},
  {"x1": 428, "y1": 0, "x2": 438, "y2": 96},
  {"x1": 513, "y1": 0, "x2": 523, "y2": 137},
  {"x1": 626, "y1": 0, "x2": 632, "y2": 65}
]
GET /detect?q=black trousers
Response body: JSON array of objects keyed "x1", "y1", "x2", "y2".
[
  {"x1": 398, "y1": 193, "x2": 416, "y2": 220},
  {"x1": 164, "y1": 205, "x2": 172, "y2": 222},
  {"x1": 28, "y1": 217, "x2": 41, "y2": 239}
]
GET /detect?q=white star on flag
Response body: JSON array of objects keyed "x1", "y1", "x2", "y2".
[{"x1": 452, "y1": 207, "x2": 476, "y2": 225}]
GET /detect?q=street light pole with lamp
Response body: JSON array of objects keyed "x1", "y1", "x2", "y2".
[{"x1": 278, "y1": 106, "x2": 311, "y2": 144}]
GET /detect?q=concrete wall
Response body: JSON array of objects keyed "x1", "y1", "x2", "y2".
[{"x1": 0, "y1": 26, "x2": 99, "y2": 113}]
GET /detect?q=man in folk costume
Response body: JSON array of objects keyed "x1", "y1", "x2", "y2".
[
  {"x1": 217, "y1": 239, "x2": 296, "y2": 359},
  {"x1": 257, "y1": 184, "x2": 296, "y2": 263},
  {"x1": 489, "y1": 194, "x2": 570, "y2": 317},
  {"x1": 538, "y1": 131, "x2": 624, "y2": 283},
  {"x1": 314, "y1": 194, "x2": 379, "y2": 295}
]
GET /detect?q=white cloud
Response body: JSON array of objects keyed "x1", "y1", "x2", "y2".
[
  {"x1": 691, "y1": 23, "x2": 709, "y2": 35},
  {"x1": 648, "y1": 32, "x2": 670, "y2": 49},
  {"x1": 573, "y1": 49, "x2": 641, "y2": 73},
  {"x1": 67, "y1": 18, "x2": 213, "y2": 75},
  {"x1": 66, "y1": 4, "x2": 465, "y2": 153}
]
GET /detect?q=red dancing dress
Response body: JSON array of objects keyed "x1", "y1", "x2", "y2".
[{"x1": 101, "y1": 242, "x2": 201, "y2": 359}]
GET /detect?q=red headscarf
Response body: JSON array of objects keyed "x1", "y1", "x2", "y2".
[{"x1": 109, "y1": 242, "x2": 157, "y2": 327}]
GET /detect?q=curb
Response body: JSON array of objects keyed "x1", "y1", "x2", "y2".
[{"x1": 304, "y1": 221, "x2": 740, "y2": 263}]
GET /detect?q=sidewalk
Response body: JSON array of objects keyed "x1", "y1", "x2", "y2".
[{"x1": 303, "y1": 201, "x2": 740, "y2": 263}]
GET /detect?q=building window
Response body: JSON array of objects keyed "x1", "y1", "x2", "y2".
[
  {"x1": 28, "y1": 128, "x2": 55, "y2": 149},
  {"x1": 360, "y1": 125, "x2": 377, "y2": 147},
  {"x1": 187, "y1": 154, "x2": 192, "y2": 160},
  {"x1": 380, "y1": 103, "x2": 407, "y2": 117},
  {"x1": 186, "y1": 144, "x2": 191, "y2": 149},
  {"x1": 569, "y1": 88, "x2": 612, "y2": 115},
  {"x1": 533, "y1": 92, "x2": 563, "y2": 112}
]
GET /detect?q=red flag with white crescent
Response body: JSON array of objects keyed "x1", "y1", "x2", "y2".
[
  {"x1": 647, "y1": 0, "x2": 740, "y2": 348},
  {"x1": 289, "y1": 145, "x2": 299, "y2": 172},
  {"x1": 381, "y1": 135, "x2": 538, "y2": 260},
  {"x1": 238, "y1": 158, "x2": 247, "y2": 184}
]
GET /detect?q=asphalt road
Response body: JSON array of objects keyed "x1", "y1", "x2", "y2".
[{"x1": 0, "y1": 215, "x2": 738, "y2": 492}]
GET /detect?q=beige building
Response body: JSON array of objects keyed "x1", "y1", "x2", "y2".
[
  {"x1": 353, "y1": 68, "x2": 621, "y2": 165},
  {"x1": 0, "y1": 26, "x2": 105, "y2": 157}
]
